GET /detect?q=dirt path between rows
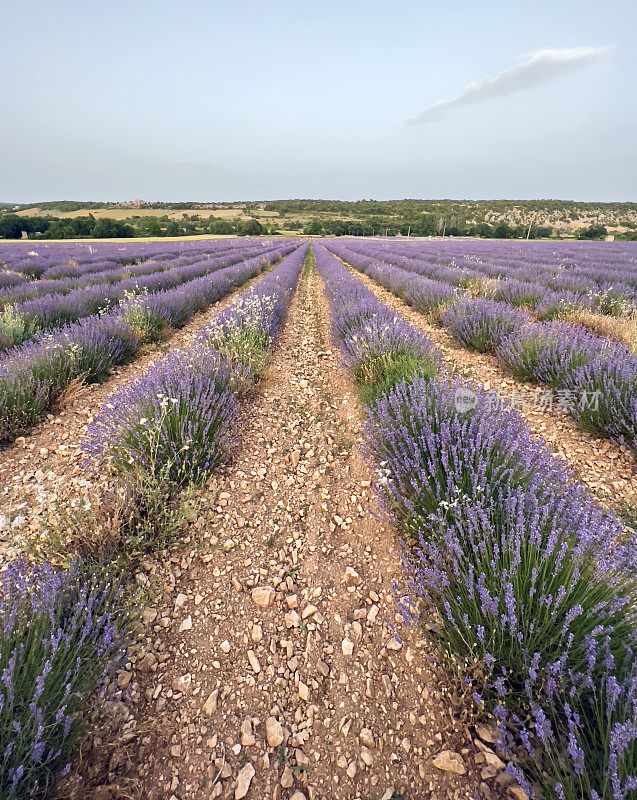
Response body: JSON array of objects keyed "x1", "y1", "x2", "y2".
[
  {"x1": 0, "y1": 268, "x2": 275, "y2": 565},
  {"x1": 73, "y1": 261, "x2": 511, "y2": 800},
  {"x1": 349, "y1": 267, "x2": 636, "y2": 505}
]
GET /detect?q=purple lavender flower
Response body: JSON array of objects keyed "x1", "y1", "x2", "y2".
[
  {"x1": 0, "y1": 560, "x2": 126, "y2": 797},
  {"x1": 315, "y1": 240, "x2": 637, "y2": 800},
  {"x1": 442, "y1": 298, "x2": 531, "y2": 353},
  {"x1": 85, "y1": 245, "x2": 308, "y2": 487}
]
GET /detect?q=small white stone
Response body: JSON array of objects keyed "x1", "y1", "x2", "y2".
[
  {"x1": 179, "y1": 616, "x2": 193, "y2": 632},
  {"x1": 341, "y1": 638, "x2": 354, "y2": 656},
  {"x1": 265, "y1": 717, "x2": 284, "y2": 747}
]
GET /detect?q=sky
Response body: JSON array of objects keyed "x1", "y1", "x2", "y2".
[{"x1": 1, "y1": 0, "x2": 635, "y2": 202}]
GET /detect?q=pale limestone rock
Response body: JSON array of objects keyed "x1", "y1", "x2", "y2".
[
  {"x1": 432, "y1": 750, "x2": 466, "y2": 775},
  {"x1": 251, "y1": 586, "x2": 275, "y2": 607},
  {"x1": 235, "y1": 763, "x2": 255, "y2": 799},
  {"x1": 266, "y1": 717, "x2": 284, "y2": 747}
]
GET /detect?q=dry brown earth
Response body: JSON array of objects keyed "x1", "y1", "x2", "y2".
[{"x1": 59, "y1": 261, "x2": 515, "y2": 799}]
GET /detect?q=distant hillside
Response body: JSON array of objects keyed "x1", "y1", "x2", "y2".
[
  {"x1": 260, "y1": 199, "x2": 637, "y2": 233},
  {"x1": 6, "y1": 199, "x2": 637, "y2": 239}
]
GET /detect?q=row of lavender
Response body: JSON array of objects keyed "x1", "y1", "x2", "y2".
[
  {"x1": 0, "y1": 237, "x2": 251, "y2": 280},
  {"x1": 370, "y1": 237, "x2": 637, "y2": 282},
  {"x1": 338, "y1": 238, "x2": 637, "y2": 316},
  {"x1": 85, "y1": 242, "x2": 308, "y2": 484},
  {"x1": 0, "y1": 241, "x2": 276, "y2": 349},
  {"x1": 0, "y1": 244, "x2": 308, "y2": 798},
  {"x1": 315, "y1": 243, "x2": 636, "y2": 800},
  {"x1": 0, "y1": 243, "x2": 261, "y2": 305},
  {"x1": 0, "y1": 241, "x2": 299, "y2": 443},
  {"x1": 0, "y1": 240, "x2": 223, "y2": 288},
  {"x1": 326, "y1": 240, "x2": 637, "y2": 451}
]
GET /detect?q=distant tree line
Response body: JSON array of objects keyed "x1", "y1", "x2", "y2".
[
  {"x1": 304, "y1": 217, "x2": 631, "y2": 240},
  {"x1": 303, "y1": 215, "x2": 555, "y2": 239},
  {"x1": 14, "y1": 201, "x2": 219, "y2": 212},
  {"x1": 0, "y1": 213, "x2": 275, "y2": 239},
  {"x1": 2, "y1": 206, "x2": 632, "y2": 241}
]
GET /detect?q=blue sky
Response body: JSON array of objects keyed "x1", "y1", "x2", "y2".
[{"x1": 1, "y1": 0, "x2": 635, "y2": 202}]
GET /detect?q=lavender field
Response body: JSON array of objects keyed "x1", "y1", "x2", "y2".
[{"x1": 0, "y1": 238, "x2": 635, "y2": 800}]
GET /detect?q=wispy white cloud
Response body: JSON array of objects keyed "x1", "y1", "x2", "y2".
[{"x1": 406, "y1": 46, "x2": 613, "y2": 125}]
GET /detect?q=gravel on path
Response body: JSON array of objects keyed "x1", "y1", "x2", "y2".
[{"x1": 70, "y1": 259, "x2": 510, "y2": 800}]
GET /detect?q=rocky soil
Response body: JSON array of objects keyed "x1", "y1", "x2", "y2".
[
  {"x1": 7, "y1": 255, "x2": 624, "y2": 799},
  {"x1": 61, "y1": 262, "x2": 518, "y2": 799}
]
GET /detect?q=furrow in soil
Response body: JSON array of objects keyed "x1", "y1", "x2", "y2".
[{"x1": 96, "y1": 261, "x2": 493, "y2": 800}]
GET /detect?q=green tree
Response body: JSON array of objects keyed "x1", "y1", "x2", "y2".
[
  {"x1": 210, "y1": 219, "x2": 236, "y2": 235},
  {"x1": 0, "y1": 215, "x2": 24, "y2": 239},
  {"x1": 303, "y1": 220, "x2": 324, "y2": 235},
  {"x1": 141, "y1": 217, "x2": 163, "y2": 237},
  {"x1": 493, "y1": 222, "x2": 514, "y2": 239},
  {"x1": 577, "y1": 225, "x2": 607, "y2": 240},
  {"x1": 240, "y1": 218, "x2": 263, "y2": 236},
  {"x1": 164, "y1": 221, "x2": 183, "y2": 237},
  {"x1": 477, "y1": 223, "x2": 494, "y2": 238},
  {"x1": 42, "y1": 222, "x2": 76, "y2": 239},
  {"x1": 92, "y1": 218, "x2": 135, "y2": 238}
]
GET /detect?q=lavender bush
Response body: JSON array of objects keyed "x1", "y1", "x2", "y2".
[
  {"x1": 567, "y1": 357, "x2": 637, "y2": 450},
  {"x1": 493, "y1": 278, "x2": 544, "y2": 307},
  {"x1": 442, "y1": 299, "x2": 531, "y2": 353},
  {"x1": 367, "y1": 376, "x2": 636, "y2": 800},
  {"x1": 0, "y1": 316, "x2": 139, "y2": 442},
  {"x1": 31, "y1": 316, "x2": 139, "y2": 388},
  {"x1": 346, "y1": 313, "x2": 439, "y2": 404},
  {"x1": 315, "y1": 245, "x2": 439, "y2": 403},
  {"x1": 363, "y1": 263, "x2": 458, "y2": 319},
  {"x1": 496, "y1": 322, "x2": 623, "y2": 387},
  {"x1": 496, "y1": 322, "x2": 637, "y2": 449},
  {"x1": 86, "y1": 244, "x2": 307, "y2": 487},
  {"x1": 0, "y1": 560, "x2": 126, "y2": 799},
  {"x1": 85, "y1": 350, "x2": 243, "y2": 485},
  {"x1": 317, "y1": 245, "x2": 637, "y2": 799},
  {"x1": 536, "y1": 290, "x2": 595, "y2": 320},
  {"x1": 0, "y1": 272, "x2": 28, "y2": 291}
]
